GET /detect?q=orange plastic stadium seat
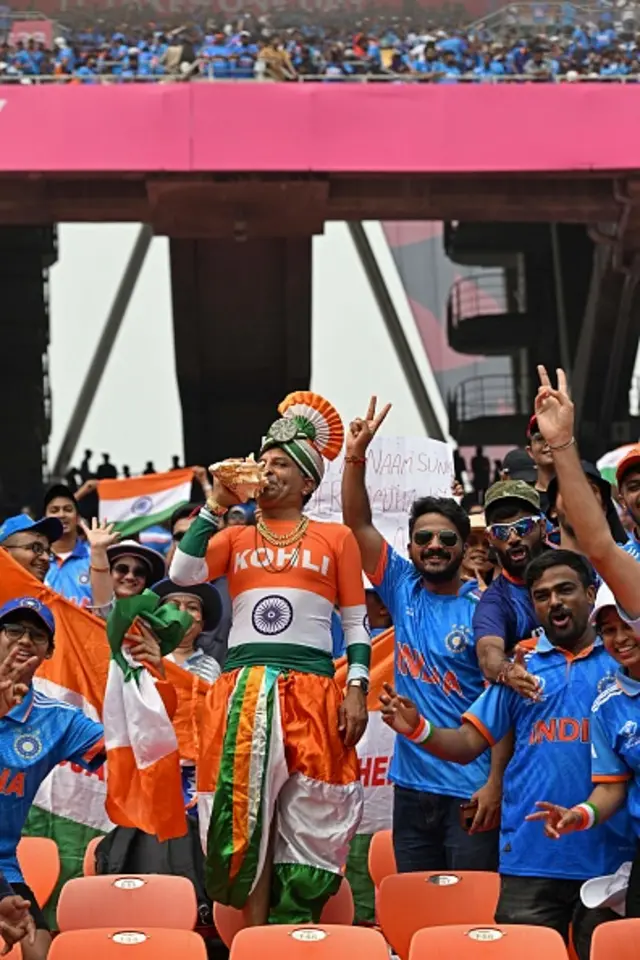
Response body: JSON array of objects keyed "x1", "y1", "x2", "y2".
[
  {"x1": 367, "y1": 830, "x2": 397, "y2": 889},
  {"x1": 591, "y1": 918, "x2": 640, "y2": 960},
  {"x1": 17, "y1": 837, "x2": 60, "y2": 907},
  {"x1": 230, "y1": 924, "x2": 389, "y2": 960},
  {"x1": 377, "y1": 871, "x2": 500, "y2": 960},
  {"x1": 214, "y1": 877, "x2": 355, "y2": 947},
  {"x1": 83, "y1": 836, "x2": 103, "y2": 877},
  {"x1": 49, "y1": 928, "x2": 207, "y2": 960},
  {"x1": 409, "y1": 924, "x2": 569, "y2": 960},
  {"x1": 56, "y1": 874, "x2": 197, "y2": 932}
]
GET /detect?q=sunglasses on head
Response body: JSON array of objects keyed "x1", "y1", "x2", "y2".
[
  {"x1": 488, "y1": 516, "x2": 540, "y2": 542},
  {"x1": 413, "y1": 529, "x2": 460, "y2": 548},
  {"x1": 113, "y1": 562, "x2": 148, "y2": 579}
]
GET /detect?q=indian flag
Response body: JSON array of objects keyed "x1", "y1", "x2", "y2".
[
  {"x1": 98, "y1": 469, "x2": 194, "y2": 537},
  {"x1": 597, "y1": 445, "x2": 637, "y2": 486},
  {"x1": 0, "y1": 553, "x2": 199, "y2": 924}
]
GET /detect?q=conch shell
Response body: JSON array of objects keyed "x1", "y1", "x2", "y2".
[{"x1": 209, "y1": 454, "x2": 267, "y2": 502}]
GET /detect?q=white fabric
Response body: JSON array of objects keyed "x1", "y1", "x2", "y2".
[
  {"x1": 103, "y1": 660, "x2": 178, "y2": 769},
  {"x1": 229, "y1": 586, "x2": 334, "y2": 654},
  {"x1": 169, "y1": 549, "x2": 209, "y2": 587},
  {"x1": 581, "y1": 861, "x2": 632, "y2": 916}
]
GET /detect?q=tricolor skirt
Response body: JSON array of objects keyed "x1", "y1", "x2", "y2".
[{"x1": 197, "y1": 665, "x2": 364, "y2": 923}]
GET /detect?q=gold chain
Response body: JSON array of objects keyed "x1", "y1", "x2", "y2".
[{"x1": 256, "y1": 514, "x2": 310, "y2": 547}]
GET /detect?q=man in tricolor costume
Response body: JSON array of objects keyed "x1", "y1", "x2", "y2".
[{"x1": 170, "y1": 392, "x2": 369, "y2": 925}]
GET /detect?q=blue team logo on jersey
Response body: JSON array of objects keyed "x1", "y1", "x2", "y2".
[
  {"x1": 523, "y1": 674, "x2": 546, "y2": 706},
  {"x1": 14, "y1": 732, "x2": 42, "y2": 761},
  {"x1": 251, "y1": 595, "x2": 293, "y2": 635},
  {"x1": 131, "y1": 496, "x2": 153, "y2": 517},
  {"x1": 444, "y1": 625, "x2": 471, "y2": 655},
  {"x1": 79, "y1": 573, "x2": 90, "y2": 585},
  {"x1": 597, "y1": 673, "x2": 616, "y2": 695},
  {"x1": 621, "y1": 721, "x2": 638, "y2": 738}
]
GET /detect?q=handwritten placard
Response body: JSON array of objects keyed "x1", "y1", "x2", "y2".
[{"x1": 308, "y1": 436, "x2": 454, "y2": 554}]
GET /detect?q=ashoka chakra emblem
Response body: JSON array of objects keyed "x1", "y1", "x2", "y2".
[{"x1": 252, "y1": 595, "x2": 293, "y2": 635}]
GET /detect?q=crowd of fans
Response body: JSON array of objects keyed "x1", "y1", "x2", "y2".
[{"x1": 3, "y1": 6, "x2": 640, "y2": 82}]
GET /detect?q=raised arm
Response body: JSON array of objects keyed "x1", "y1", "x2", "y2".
[
  {"x1": 341, "y1": 397, "x2": 391, "y2": 574},
  {"x1": 170, "y1": 477, "x2": 236, "y2": 586},
  {"x1": 80, "y1": 518, "x2": 121, "y2": 613},
  {"x1": 536, "y1": 366, "x2": 640, "y2": 617}
]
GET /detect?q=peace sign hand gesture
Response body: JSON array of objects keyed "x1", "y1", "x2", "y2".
[
  {"x1": 347, "y1": 397, "x2": 392, "y2": 458},
  {"x1": 535, "y1": 366, "x2": 574, "y2": 449}
]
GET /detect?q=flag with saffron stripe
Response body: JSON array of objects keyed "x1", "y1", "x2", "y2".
[{"x1": 98, "y1": 469, "x2": 194, "y2": 537}]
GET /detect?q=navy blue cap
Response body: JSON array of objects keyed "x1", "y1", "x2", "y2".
[
  {"x1": 0, "y1": 597, "x2": 55, "y2": 638},
  {"x1": 150, "y1": 579, "x2": 222, "y2": 633},
  {"x1": 0, "y1": 514, "x2": 63, "y2": 546}
]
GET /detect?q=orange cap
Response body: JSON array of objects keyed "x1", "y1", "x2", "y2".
[{"x1": 616, "y1": 446, "x2": 640, "y2": 487}]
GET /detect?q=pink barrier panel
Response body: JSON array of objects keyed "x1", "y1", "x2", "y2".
[
  {"x1": 0, "y1": 86, "x2": 191, "y2": 172},
  {"x1": 1, "y1": 84, "x2": 640, "y2": 174},
  {"x1": 9, "y1": 20, "x2": 54, "y2": 47}
]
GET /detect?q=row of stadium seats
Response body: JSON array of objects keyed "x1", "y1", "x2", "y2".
[{"x1": 11, "y1": 834, "x2": 640, "y2": 959}]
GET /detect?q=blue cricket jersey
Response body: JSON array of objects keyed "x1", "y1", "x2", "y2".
[
  {"x1": 45, "y1": 539, "x2": 92, "y2": 607},
  {"x1": 0, "y1": 687, "x2": 104, "y2": 883},
  {"x1": 472, "y1": 573, "x2": 540, "y2": 653},
  {"x1": 370, "y1": 542, "x2": 489, "y2": 800},
  {"x1": 465, "y1": 635, "x2": 634, "y2": 880},
  {"x1": 591, "y1": 670, "x2": 640, "y2": 839}
]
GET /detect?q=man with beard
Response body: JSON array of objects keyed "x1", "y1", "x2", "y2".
[
  {"x1": 342, "y1": 398, "x2": 508, "y2": 874},
  {"x1": 380, "y1": 550, "x2": 634, "y2": 958},
  {"x1": 473, "y1": 480, "x2": 547, "y2": 696}
]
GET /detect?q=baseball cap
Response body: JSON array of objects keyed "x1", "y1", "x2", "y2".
[
  {"x1": 0, "y1": 514, "x2": 63, "y2": 546},
  {"x1": 150, "y1": 579, "x2": 222, "y2": 633},
  {"x1": 0, "y1": 596, "x2": 55, "y2": 639},
  {"x1": 547, "y1": 461, "x2": 611, "y2": 515},
  {"x1": 581, "y1": 861, "x2": 631, "y2": 916},
  {"x1": 484, "y1": 480, "x2": 541, "y2": 518},
  {"x1": 616, "y1": 445, "x2": 640, "y2": 487},
  {"x1": 502, "y1": 448, "x2": 537, "y2": 484},
  {"x1": 43, "y1": 483, "x2": 78, "y2": 512}
]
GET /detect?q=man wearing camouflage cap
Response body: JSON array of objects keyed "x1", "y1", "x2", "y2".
[{"x1": 472, "y1": 480, "x2": 548, "y2": 697}]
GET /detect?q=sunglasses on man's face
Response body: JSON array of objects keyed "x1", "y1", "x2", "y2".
[
  {"x1": 488, "y1": 516, "x2": 540, "y2": 542},
  {"x1": 113, "y1": 562, "x2": 147, "y2": 579},
  {"x1": 413, "y1": 529, "x2": 460, "y2": 548}
]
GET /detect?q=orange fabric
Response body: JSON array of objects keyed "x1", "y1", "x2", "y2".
[
  {"x1": 17, "y1": 838, "x2": 60, "y2": 907},
  {"x1": 410, "y1": 923, "x2": 568, "y2": 960},
  {"x1": 164, "y1": 661, "x2": 209, "y2": 763},
  {"x1": 203, "y1": 520, "x2": 366, "y2": 607},
  {"x1": 335, "y1": 627, "x2": 394, "y2": 711},
  {"x1": 378, "y1": 872, "x2": 500, "y2": 960},
  {"x1": 57, "y1": 874, "x2": 197, "y2": 932},
  {"x1": 49, "y1": 929, "x2": 207, "y2": 960},
  {"x1": 592, "y1": 774, "x2": 633, "y2": 783},
  {"x1": 197, "y1": 670, "x2": 360, "y2": 794},
  {"x1": 98, "y1": 468, "x2": 193, "y2": 502},
  {"x1": 105, "y1": 746, "x2": 187, "y2": 841}
]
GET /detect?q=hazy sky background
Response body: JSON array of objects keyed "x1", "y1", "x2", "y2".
[{"x1": 48, "y1": 223, "x2": 427, "y2": 476}]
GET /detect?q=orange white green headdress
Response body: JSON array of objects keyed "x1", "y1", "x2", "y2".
[{"x1": 260, "y1": 391, "x2": 344, "y2": 485}]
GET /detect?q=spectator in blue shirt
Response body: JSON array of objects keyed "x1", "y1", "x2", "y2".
[
  {"x1": 528, "y1": 582, "x2": 640, "y2": 921},
  {"x1": 381, "y1": 550, "x2": 634, "y2": 957},
  {"x1": 43, "y1": 485, "x2": 92, "y2": 606},
  {"x1": 0, "y1": 515, "x2": 62, "y2": 584},
  {"x1": 342, "y1": 399, "x2": 508, "y2": 875},
  {"x1": 473, "y1": 480, "x2": 547, "y2": 693}
]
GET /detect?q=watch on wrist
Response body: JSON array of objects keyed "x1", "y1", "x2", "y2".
[{"x1": 348, "y1": 678, "x2": 369, "y2": 695}]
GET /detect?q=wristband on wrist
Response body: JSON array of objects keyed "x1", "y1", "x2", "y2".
[
  {"x1": 405, "y1": 715, "x2": 433, "y2": 745},
  {"x1": 90, "y1": 565, "x2": 110, "y2": 574},
  {"x1": 345, "y1": 455, "x2": 367, "y2": 466},
  {"x1": 205, "y1": 497, "x2": 228, "y2": 517},
  {"x1": 573, "y1": 802, "x2": 597, "y2": 830},
  {"x1": 548, "y1": 436, "x2": 576, "y2": 452}
]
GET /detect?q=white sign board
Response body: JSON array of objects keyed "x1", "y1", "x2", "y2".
[{"x1": 308, "y1": 436, "x2": 454, "y2": 554}]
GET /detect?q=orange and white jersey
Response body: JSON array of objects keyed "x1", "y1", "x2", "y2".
[{"x1": 170, "y1": 516, "x2": 370, "y2": 678}]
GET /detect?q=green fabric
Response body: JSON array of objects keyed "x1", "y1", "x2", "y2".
[
  {"x1": 206, "y1": 666, "x2": 279, "y2": 908},
  {"x1": 106, "y1": 590, "x2": 192, "y2": 679},
  {"x1": 347, "y1": 642, "x2": 371, "y2": 669},
  {"x1": 113, "y1": 502, "x2": 188, "y2": 538},
  {"x1": 345, "y1": 833, "x2": 375, "y2": 924},
  {"x1": 179, "y1": 510, "x2": 217, "y2": 559},
  {"x1": 223, "y1": 643, "x2": 334, "y2": 677},
  {"x1": 270, "y1": 864, "x2": 341, "y2": 924},
  {"x1": 23, "y1": 806, "x2": 105, "y2": 929}
]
